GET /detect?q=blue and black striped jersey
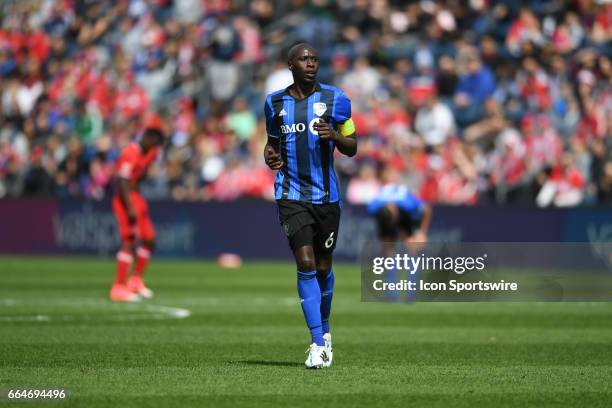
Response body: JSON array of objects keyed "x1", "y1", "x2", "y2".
[
  {"x1": 264, "y1": 82, "x2": 353, "y2": 204},
  {"x1": 367, "y1": 184, "x2": 424, "y2": 220}
]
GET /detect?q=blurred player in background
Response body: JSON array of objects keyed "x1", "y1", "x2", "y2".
[
  {"x1": 264, "y1": 43, "x2": 357, "y2": 368},
  {"x1": 110, "y1": 116, "x2": 165, "y2": 302},
  {"x1": 368, "y1": 175, "x2": 432, "y2": 247},
  {"x1": 368, "y1": 171, "x2": 432, "y2": 301}
]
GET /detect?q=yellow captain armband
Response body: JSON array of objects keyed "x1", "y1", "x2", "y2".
[{"x1": 338, "y1": 117, "x2": 356, "y2": 137}]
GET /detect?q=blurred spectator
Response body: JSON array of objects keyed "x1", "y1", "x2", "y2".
[
  {"x1": 264, "y1": 60, "x2": 293, "y2": 97},
  {"x1": 453, "y1": 51, "x2": 496, "y2": 127},
  {"x1": 506, "y1": 8, "x2": 545, "y2": 56},
  {"x1": 75, "y1": 102, "x2": 103, "y2": 144},
  {"x1": 537, "y1": 154, "x2": 586, "y2": 207},
  {"x1": 414, "y1": 90, "x2": 455, "y2": 147},
  {"x1": 206, "y1": 13, "x2": 241, "y2": 105},
  {"x1": 23, "y1": 146, "x2": 54, "y2": 196},
  {"x1": 347, "y1": 163, "x2": 381, "y2": 205},
  {"x1": 136, "y1": 53, "x2": 177, "y2": 109},
  {"x1": 115, "y1": 73, "x2": 149, "y2": 121},
  {"x1": 341, "y1": 57, "x2": 381, "y2": 100},
  {"x1": 436, "y1": 55, "x2": 458, "y2": 101},
  {"x1": 226, "y1": 97, "x2": 257, "y2": 142}
]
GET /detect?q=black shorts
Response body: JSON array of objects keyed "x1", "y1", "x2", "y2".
[
  {"x1": 277, "y1": 199, "x2": 341, "y2": 253},
  {"x1": 376, "y1": 207, "x2": 422, "y2": 239}
]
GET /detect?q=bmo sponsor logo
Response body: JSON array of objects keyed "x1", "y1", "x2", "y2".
[
  {"x1": 280, "y1": 123, "x2": 306, "y2": 134},
  {"x1": 280, "y1": 118, "x2": 322, "y2": 135}
]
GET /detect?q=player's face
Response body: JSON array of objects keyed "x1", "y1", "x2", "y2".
[
  {"x1": 143, "y1": 131, "x2": 164, "y2": 149},
  {"x1": 289, "y1": 47, "x2": 319, "y2": 83}
]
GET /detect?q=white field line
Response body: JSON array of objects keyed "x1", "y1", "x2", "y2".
[
  {"x1": 0, "y1": 314, "x2": 50, "y2": 322},
  {"x1": 0, "y1": 298, "x2": 191, "y2": 322},
  {"x1": 170, "y1": 297, "x2": 298, "y2": 306},
  {"x1": 1, "y1": 297, "x2": 298, "y2": 307}
]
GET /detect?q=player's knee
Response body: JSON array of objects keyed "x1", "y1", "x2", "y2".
[
  {"x1": 380, "y1": 205, "x2": 395, "y2": 223},
  {"x1": 316, "y1": 259, "x2": 332, "y2": 277},
  {"x1": 142, "y1": 239, "x2": 156, "y2": 251},
  {"x1": 296, "y1": 255, "x2": 316, "y2": 272},
  {"x1": 294, "y1": 244, "x2": 316, "y2": 272},
  {"x1": 377, "y1": 206, "x2": 396, "y2": 237},
  {"x1": 121, "y1": 242, "x2": 135, "y2": 252},
  {"x1": 297, "y1": 259, "x2": 316, "y2": 272}
]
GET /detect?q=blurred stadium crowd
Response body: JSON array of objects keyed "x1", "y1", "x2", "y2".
[{"x1": 0, "y1": 0, "x2": 611, "y2": 206}]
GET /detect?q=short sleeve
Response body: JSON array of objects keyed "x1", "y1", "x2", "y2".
[
  {"x1": 333, "y1": 90, "x2": 352, "y2": 123},
  {"x1": 264, "y1": 96, "x2": 280, "y2": 138}
]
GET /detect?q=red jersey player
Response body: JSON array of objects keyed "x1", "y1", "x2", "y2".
[{"x1": 110, "y1": 117, "x2": 165, "y2": 302}]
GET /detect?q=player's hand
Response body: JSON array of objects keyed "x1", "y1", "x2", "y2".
[
  {"x1": 409, "y1": 230, "x2": 428, "y2": 244},
  {"x1": 264, "y1": 145, "x2": 284, "y2": 170},
  {"x1": 313, "y1": 119, "x2": 338, "y2": 141},
  {"x1": 127, "y1": 207, "x2": 137, "y2": 224}
]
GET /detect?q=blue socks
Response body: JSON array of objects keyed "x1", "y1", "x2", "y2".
[
  {"x1": 297, "y1": 270, "x2": 335, "y2": 345},
  {"x1": 386, "y1": 266, "x2": 399, "y2": 301},
  {"x1": 317, "y1": 270, "x2": 334, "y2": 334},
  {"x1": 297, "y1": 270, "x2": 324, "y2": 346}
]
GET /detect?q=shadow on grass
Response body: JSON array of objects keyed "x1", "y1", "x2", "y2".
[{"x1": 232, "y1": 360, "x2": 303, "y2": 367}]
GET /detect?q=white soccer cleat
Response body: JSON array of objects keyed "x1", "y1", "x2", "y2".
[
  {"x1": 136, "y1": 286, "x2": 154, "y2": 299},
  {"x1": 304, "y1": 343, "x2": 329, "y2": 369},
  {"x1": 126, "y1": 276, "x2": 154, "y2": 299},
  {"x1": 323, "y1": 333, "x2": 333, "y2": 367}
]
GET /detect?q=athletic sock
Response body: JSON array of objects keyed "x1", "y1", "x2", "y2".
[
  {"x1": 387, "y1": 265, "x2": 399, "y2": 301},
  {"x1": 115, "y1": 250, "x2": 133, "y2": 285},
  {"x1": 317, "y1": 270, "x2": 335, "y2": 334},
  {"x1": 297, "y1": 270, "x2": 324, "y2": 346},
  {"x1": 134, "y1": 246, "x2": 151, "y2": 278},
  {"x1": 408, "y1": 258, "x2": 419, "y2": 302}
]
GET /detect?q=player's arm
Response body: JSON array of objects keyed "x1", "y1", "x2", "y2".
[
  {"x1": 263, "y1": 97, "x2": 284, "y2": 170},
  {"x1": 117, "y1": 159, "x2": 136, "y2": 223},
  {"x1": 314, "y1": 120, "x2": 357, "y2": 157},
  {"x1": 316, "y1": 90, "x2": 357, "y2": 157},
  {"x1": 412, "y1": 204, "x2": 432, "y2": 243},
  {"x1": 119, "y1": 178, "x2": 136, "y2": 223}
]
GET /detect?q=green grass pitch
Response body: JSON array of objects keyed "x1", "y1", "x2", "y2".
[{"x1": 1, "y1": 256, "x2": 612, "y2": 407}]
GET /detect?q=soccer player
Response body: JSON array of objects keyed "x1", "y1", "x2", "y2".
[
  {"x1": 110, "y1": 116, "x2": 165, "y2": 302},
  {"x1": 368, "y1": 177, "x2": 432, "y2": 301},
  {"x1": 368, "y1": 173, "x2": 432, "y2": 249},
  {"x1": 264, "y1": 43, "x2": 357, "y2": 368},
  {"x1": 367, "y1": 174, "x2": 432, "y2": 301}
]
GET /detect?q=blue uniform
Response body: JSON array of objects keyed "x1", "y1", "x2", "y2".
[
  {"x1": 264, "y1": 82, "x2": 352, "y2": 204},
  {"x1": 367, "y1": 184, "x2": 424, "y2": 220}
]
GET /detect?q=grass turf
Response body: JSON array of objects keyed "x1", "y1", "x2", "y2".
[{"x1": 1, "y1": 257, "x2": 612, "y2": 407}]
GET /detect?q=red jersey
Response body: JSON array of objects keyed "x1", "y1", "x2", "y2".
[{"x1": 115, "y1": 143, "x2": 159, "y2": 186}]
